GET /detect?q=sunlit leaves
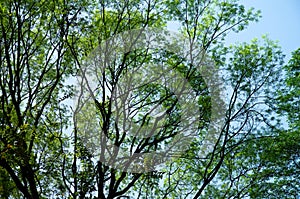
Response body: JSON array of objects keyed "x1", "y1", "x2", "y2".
[{"x1": 0, "y1": 0, "x2": 294, "y2": 198}]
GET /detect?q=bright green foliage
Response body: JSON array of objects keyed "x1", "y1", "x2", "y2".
[
  {"x1": 0, "y1": 0, "x2": 84, "y2": 198},
  {"x1": 199, "y1": 48, "x2": 299, "y2": 198},
  {"x1": 1, "y1": 0, "x2": 294, "y2": 198},
  {"x1": 243, "y1": 49, "x2": 300, "y2": 198},
  {"x1": 281, "y1": 48, "x2": 300, "y2": 129},
  {"x1": 144, "y1": 37, "x2": 286, "y2": 199}
]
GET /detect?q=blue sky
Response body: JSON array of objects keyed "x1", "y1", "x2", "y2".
[{"x1": 227, "y1": 0, "x2": 300, "y2": 61}]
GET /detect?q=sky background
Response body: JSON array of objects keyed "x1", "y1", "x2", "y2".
[{"x1": 226, "y1": 0, "x2": 300, "y2": 61}]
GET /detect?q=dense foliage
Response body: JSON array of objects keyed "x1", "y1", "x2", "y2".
[{"x1": 0, "y1": 0, "x2": 298, "y2": 198}]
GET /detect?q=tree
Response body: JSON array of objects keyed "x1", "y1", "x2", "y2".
[
  {"x1": 281, "y1": 48, "x2": 300, "y2": 131},
  {"x1": 245, "y1": 48, "x2": 300, "y2": 198},
  {"x1": 0, "y1": 0, "x2": 85, "y2": 198},
  {"x1": 1, "y1": 0, "x2": 292, "y2": 198},
  {"x1": 69, "y1": 0, "x2": 263, "y2": 198},
  {"x1": 135, "y1": 36, "x2": 285, "y2": 199},
  {"x1": 195, "y1": 47, "x2": 299, "y2": 198}
]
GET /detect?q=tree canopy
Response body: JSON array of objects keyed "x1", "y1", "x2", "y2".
[{"x1": 0, "y1": 0, "x2": 298, "y2": 198}]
